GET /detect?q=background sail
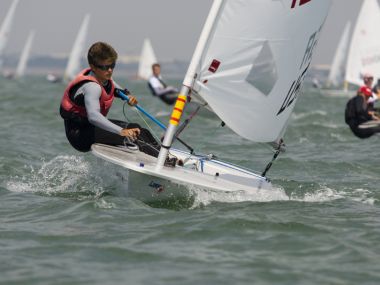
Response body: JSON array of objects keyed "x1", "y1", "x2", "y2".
[
  {"x1": 345, "y1": 0, "x2": 380, "y2": 87},
  {"x1": 64, "y1": 14, "x2": 91, "y2": 82},
  {"x1": 15, "y1": 30, "x2": 35, "y2": 79},
  {"x1": 138, "y1": 38, "x2": 157, "y2": 80},
  {"x1": 189, "y1": 0, "x2": 331, "y2": 143},
  {"x1": 0, "y1": 0, "x2": 19, "y2": 70},
  {"x1": 327, "y1": 21, "x2": 351, "y2": 87}
]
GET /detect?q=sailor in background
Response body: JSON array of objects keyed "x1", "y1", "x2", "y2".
[
  {"x1": 345, "y1": 86, "x2": 380, "y2": 138},
  {"x1": 148, "y1": 63, "x2": 178, "y2": 105},
  {"x1": 361, "y1": 73, "x2": 379, "y2": 112}
]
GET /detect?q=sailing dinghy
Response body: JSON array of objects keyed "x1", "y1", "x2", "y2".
[
  {"x1": 0, "y1": 0, "x2": 19, "y2": 72},
  {"x1": 345, "y1": 0, "x2": 380, "y2": 88},
  {"x1": 14, "y1": 30, "x2": 35, "y2": 79},
  {"x1": 137, "y1": 38, "x2": 157, "y2": 80},
  {"x1": 320, "y1": 22, "x2": 355, "y2": 97},
  {"x1": 92, "y1": 0, "x2": 331, "y2": 201},
  {"x1": 63, "y1": 14, "x2": 91, "y2": 82}
]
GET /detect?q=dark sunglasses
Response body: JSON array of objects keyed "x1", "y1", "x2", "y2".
[{"x1": 93, "y1": 62, "x2": 116, "y2": 71}]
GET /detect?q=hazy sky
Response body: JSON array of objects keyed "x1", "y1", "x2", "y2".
[{"x1": 0, "y1": 0, "x2": 365, "y2": 65}]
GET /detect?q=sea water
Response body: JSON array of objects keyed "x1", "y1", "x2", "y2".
[{"x1": 0, "y1": 76, "x2": 379, "y2": 284}]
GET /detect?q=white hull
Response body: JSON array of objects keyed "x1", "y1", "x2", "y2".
[{"x1": 91, "y1": 144, "x2": 272, "y2": 202}]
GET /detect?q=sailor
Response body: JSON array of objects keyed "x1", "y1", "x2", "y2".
[
  {"x1": 345, "y1": 86, "x2": 380, "y2": 138},
  {"x1": 372, "y1": 78, "x2": 380, "y2": 95},
  {"x1": 60, "y1": 42, "x2": 172, "y2": 162},
  {"x1": 147, "y1": 63, "x2": 178, "y2": 105},
  {"x1": 361, "y1": 73, "x2": 378, "y2": 109}
]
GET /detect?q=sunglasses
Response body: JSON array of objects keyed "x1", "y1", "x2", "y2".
[{"x1": 93, "y1": 62, "x2": 116, "y2": 71}]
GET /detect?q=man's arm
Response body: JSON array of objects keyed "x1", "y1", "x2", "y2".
[
  {"x1": 83, "y1": 82, "x2": 123, "y2": 134},
  {"x1": 149, "y1": 77, "x2": 178, "y2": 96}
]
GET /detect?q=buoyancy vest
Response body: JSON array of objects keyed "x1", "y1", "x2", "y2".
[{"x1": 60, "y1": 68, "x2": 115, "y2": 118}]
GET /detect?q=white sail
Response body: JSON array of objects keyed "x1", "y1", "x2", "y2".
[
  {"x1": 64, "y1": 14, "x2": 91, "y2": 82},
  {"x1": 327, "y1": 22, "x2": 351, "y2": 87},
  {"x1": 0, "y1": 0, "x2": 19, "y2": 69},
  {"x1": 187, "y1": 0, "x2": 331, "y2": 143},
  {"x1": 15, "y1": 30, "x2": 35, "y2": 78},
  {"x1": 345, "y1": 0, "x2": 380, "y2": 87},
  {"x1": 137, "y1": 38, "x2": 157, "y2": 80}
]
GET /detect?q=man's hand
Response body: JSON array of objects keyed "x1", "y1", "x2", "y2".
[
  {"x1": 127, "y1": 95, "x2": 138, "y2": 106},
  {"x1": 120, "y1": 128, "x2": 140, "y2": 140}
]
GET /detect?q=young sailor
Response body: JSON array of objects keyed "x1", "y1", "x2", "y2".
[
  {"x1": 345, "y1": 86, "x2": 380, "y2": 138},
  {"x1": 60, "y1": 42, "x2": 176, "y2": 164},
  {"x1": 147, "y1": 63, "x2": 178, "y2": 105}
]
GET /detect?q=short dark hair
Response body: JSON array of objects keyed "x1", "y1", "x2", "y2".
[
  {"x1": 87, "y1": 42, "x2": 118, "y2": 65},
  {"x1": 152, "y1": 63, "x2": 160, "y2": 69}
]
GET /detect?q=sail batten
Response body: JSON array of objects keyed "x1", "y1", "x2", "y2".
[{"x1": 187, "y1": 0, "x2": 331, "y2": 142}]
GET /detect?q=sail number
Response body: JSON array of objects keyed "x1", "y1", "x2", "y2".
[
  {"x1": 277, "y1": 27, "x2": 321, "y2": 116},
  {"x1": 291, "y1": 0, "x2": 312, "y2": 9}
]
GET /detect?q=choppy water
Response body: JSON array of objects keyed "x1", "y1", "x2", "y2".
[{"x1": 1, "y1": 76, "x2": 379, "y2": 285}]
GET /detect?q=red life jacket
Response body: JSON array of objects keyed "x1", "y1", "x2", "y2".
[{"x1": 60, "y1": 68, "x2": 115, "y2": 117}]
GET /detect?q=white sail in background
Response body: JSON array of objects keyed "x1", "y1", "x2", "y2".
[
  {"x1": 345, "y1": 0, "x2": 380, "y2": 87},
  {"x1": 138, "y1": 38, "x2": 157, "y2": 80},
  {"x1": 0, "y1": 0, "x2": 19, "y2": 69},
  {"x1": 15, "y1": 30, "x2": 35, "y2": 79},
  {"x1": 188, "y1": 0, "x2": 331, "y2": 142},
  {"x1": 64, "y1": 14, "x2": 91, "y2": 82},
  {"x1": 327, "y1": 22, "x2": 351, "y2": 87}
]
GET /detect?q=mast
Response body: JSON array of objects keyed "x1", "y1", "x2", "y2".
[{"x1": 156, "y1": 0, "x2": 224, "y2": 169}]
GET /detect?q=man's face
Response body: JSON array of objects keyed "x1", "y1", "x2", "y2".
[
  {"x1": 364, "y1": 76, "x2": 374, "y2": 87},
  {"x1": 153, "y1": 66, "x2": 161, "y2": 76},
  {"x1": 91, "y1": 59, "x2": 115, "y2": 82}
]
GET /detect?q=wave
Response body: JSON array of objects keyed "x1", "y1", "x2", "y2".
[
  {"x1": 292, "y1": 110, "x2": 327, "y2": 120},
  {"x1": 5, "y1": 155, "x2": 115, "y2": 208},
  {"x1": 5, "y1": 156, "x2": 377, "y2": 210},
  {"x1": 188, "y1": 183, "x2": 377, "y2": 209}
]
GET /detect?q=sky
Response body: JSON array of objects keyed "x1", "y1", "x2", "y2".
[{"x1": 0, "y1": 0, "x2": 365, "y2": 65}]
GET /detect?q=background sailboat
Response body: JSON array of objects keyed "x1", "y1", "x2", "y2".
[
  {"x1": 92, "y1": 0, "x2": 332, "y2": 201},
  {"x1": 345, "y1": 0, "x2": 380, "y2": 88},
  {"x1": 14, "y1": 30, "x2": 35, "y2": 79},
  {"x1": 0, "y1": 0, "x2": 19, "y2": 72},
  {"x1": 318, "y1": 21, "x2": 354, "y2": 97},
  {"x1": 63, "y1": 14, "x2": 91, "y2": 82},
  {"x1": 327, "y1": 22, "x2": 351, "y2": 87},
  {"x1": 137, "y1": 38, "x2": 157, "y2": 80}
]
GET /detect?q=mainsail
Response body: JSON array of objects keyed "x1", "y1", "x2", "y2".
[
  {"x1": 345, "y1": 0, "x2": 380, "y2": 87},
  {"x1": 137, "y1": 38, "x2": 157, "y2": 80},
  {"x1": 327, "y1": 22, "x2": 351, "y2": 88},
  {"x1": 64, "y1": 14, "x2": 91, "y2": 82},
  {"x1": 157, "y1": 0, "x2": 331, "y2": 168},
  {"x1": 0, "y1": 0, "x2": 19, "y2": 69},
  {"x1": 186, "y1": 0, "x2": 331, "y2": 143},
  {"x1": 15, "y1": 30, "x2": 35, "y2": 78}
]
